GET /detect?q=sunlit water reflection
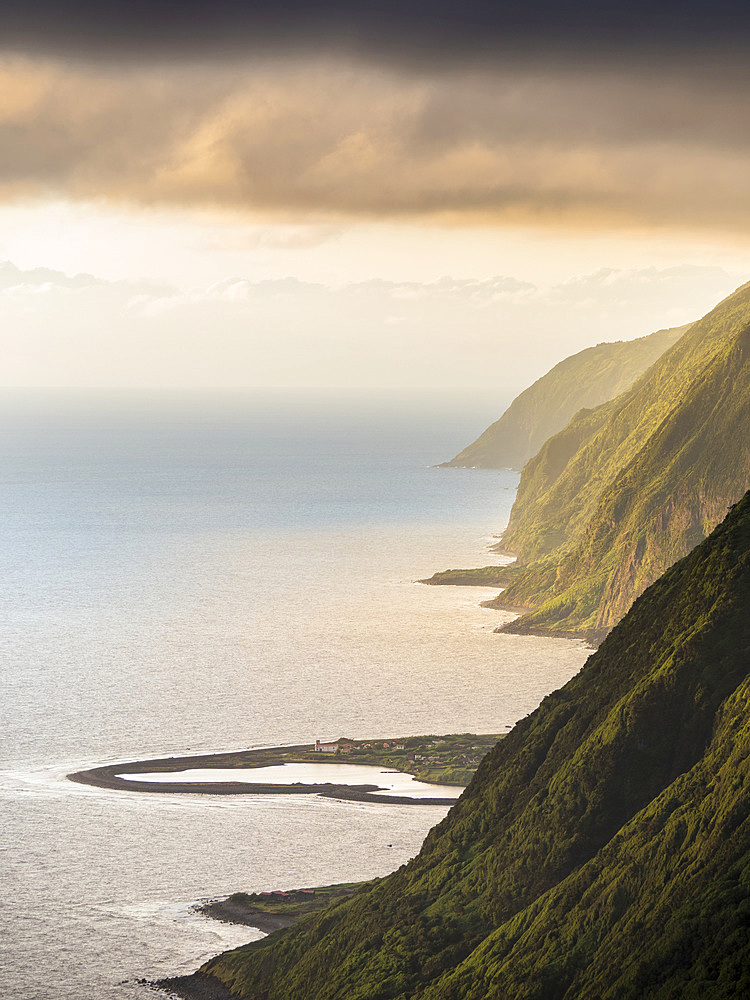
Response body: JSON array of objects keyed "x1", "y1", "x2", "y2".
[{"x1": 0, "y1": 391, "x2": 590, "y2": 999}]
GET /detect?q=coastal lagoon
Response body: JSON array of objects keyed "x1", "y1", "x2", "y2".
[
  {"x1": 119, "y1": 763, "x2": 466, "y2": 798},
  {"x1": 0, "y1": 390, "x2": 589, "y2": 999}
]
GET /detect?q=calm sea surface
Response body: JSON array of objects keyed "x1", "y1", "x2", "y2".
[{"x1": 0, "y1": 390, "x2": 589, "y2": 999}]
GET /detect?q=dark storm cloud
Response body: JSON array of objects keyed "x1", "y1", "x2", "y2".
[
  {"x1": 3, "y1": 1, "x2": 750, "y2": 228},
  {"x1": 4, "y1": 1, "x2": 750, "y2": 62}
]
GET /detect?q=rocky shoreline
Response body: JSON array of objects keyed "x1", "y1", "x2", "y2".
[
  {"x1": 492, "y1": 614, "x2": 606, "y2": 647},
  {"x1": 150, "y1": 884, "x2": 363, "y2": 998},
  {"x1": 197, "y1": 898, "x2": 298, "y2": 933},
  {"x1": 149, "y1": 972, "x2": 236, "y2": 1000}
]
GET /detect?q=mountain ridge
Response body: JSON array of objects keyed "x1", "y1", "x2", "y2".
[
  {"x1": 442, "y1": 325, "x2": 687, "y2": 471},
  {"x1": 430, "y1": 282, "x2": 750, "y2": 643}
]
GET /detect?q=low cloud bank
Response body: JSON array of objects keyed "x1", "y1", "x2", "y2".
[{"x1": 0, "y1": 260, "x2": 740, "y2": 388}]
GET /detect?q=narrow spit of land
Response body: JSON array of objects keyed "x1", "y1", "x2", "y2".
[{"x1": 69, "y1": 733, "x2": 502, "y2": 805}]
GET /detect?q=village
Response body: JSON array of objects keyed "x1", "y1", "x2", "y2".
[{"x1": 307, "y1": 732, "x2": 503, "y2": 786}]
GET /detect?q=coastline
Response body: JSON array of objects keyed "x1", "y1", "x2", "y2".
[
  {"x1": 418, "y1": 581, "x2": 602, "y2": 646},
  {"x1": 197, "y1": 899, "x2": 298, "y2": 934},
  {"x1": 418, "y1": 576, "x2": 603, "y2": 648},
  {"x1": 132, "y1": 523, "x2": 590, "y2": 994},
  {"x1": 493, "y1": 615, "x2": 607, "y2": 648},
  {"x1": 417, "y1": 544, "x2": 605, "y2": 646},
  {"x1": 197, "y1": 882, "x2": 363, "y2": 932},
  {"x1": 149, "y1": 972, "x2": 236, "y2": 1000},
  {"x1": 152, "y1": 884, "x2": 365, "y2": 998},
  {"x1": 135, "y1": 504, "x2": 570, "y2": 995}
]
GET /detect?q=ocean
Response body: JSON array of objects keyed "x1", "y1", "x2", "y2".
[{"x1": 0, "y1": 389, "x2": 589, "y2": 999}]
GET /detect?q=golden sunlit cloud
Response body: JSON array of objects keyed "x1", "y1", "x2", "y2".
[{"x1": 2, "y1": 54, "x2": 750, "y2": 231}]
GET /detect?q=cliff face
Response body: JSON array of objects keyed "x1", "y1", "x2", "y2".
[
  {"x1": 442, "y1": 326, "x2": 686, "y2": 471},
  {"x1": 196, "y1": 490, "x2": 750, "y2": 1000},
  {"x1": 484, "y1": 282, "x2": 750, "y2": 640}
]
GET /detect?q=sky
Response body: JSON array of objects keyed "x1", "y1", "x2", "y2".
[{"x1": 2, "y1": 1, "x2": 750, "y2": 389}]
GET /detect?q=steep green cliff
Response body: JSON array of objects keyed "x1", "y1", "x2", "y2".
[
  {"x1": 193, "y1": 490, "x2": 750, "y2": 1000},
  {"x1": 442, "y1": 326, "x2": 686, "y2": 470},
  {"x1": 488, "y1": 282, "x2": 750, "y2": 639}
]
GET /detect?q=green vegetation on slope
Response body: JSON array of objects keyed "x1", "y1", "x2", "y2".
[
  {"x1": 339, "y1": 733, "x2": 502, "y2": 786},
  {"x1": 431, "y1": 283, "x2": 749, "y2": 641},
  {"x1": 442, "y1": 326, "x2": 686, "y2": 470},
  {"x1": 218, "y1": 884, "x2": 362, "y2": 917},
  {"x1": 195, "y1": 490, "x2": 750, "y2": 1000},
  {"x1": 487, "y1": 282, "x2": 750, "y2": 639}
]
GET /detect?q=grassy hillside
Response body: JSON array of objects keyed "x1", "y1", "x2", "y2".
[
  {"x1": 442, "y1": 326, "x2": 686, "y2": 470},
  {"x1": 484, "y1": 282, "x2": 750, "y2": 640},
  {"x1": 189, "y1": 490, "x2": 750, "y2": 1000}
]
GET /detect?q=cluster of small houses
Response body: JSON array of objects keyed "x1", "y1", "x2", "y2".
[
  {"x1": 313, "y1": 739, "x2": 405, "y2": 755},
  {"x1": 313, "y1": 739, "x2": 480, "y2": 767}
]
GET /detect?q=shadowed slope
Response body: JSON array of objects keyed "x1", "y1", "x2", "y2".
[{"x1": 193, "y1": 491, "x2": 750, "y2": 1000}]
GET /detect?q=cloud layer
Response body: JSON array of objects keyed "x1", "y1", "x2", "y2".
[
  {"x1": 3, "y1": 54, "x2": 750, "y2": 229},
  {"x1": 4, "y1": 1, "x2": 750, "y2": 61},
  {"x1": 0, "y1": 259, "x2": 740, "y2": 389}
]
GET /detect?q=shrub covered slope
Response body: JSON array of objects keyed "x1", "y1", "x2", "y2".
[
  {"x1": 196, "y1": 490, "x2": 750, "y2": 999},
  {"x1": 442, "y1": 326, "x2": 685, "y2": 471}
]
